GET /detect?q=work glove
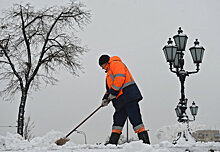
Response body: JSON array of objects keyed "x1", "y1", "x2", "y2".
[
  {"x1": 108, "y1": 94, "x2": 116, "y2": 101},
  {"x1": 101, "y1": 99, "x2": 110, "y2": 107}
]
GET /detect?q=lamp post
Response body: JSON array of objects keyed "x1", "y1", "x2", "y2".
[
  {"x1": 162, "y1": 27, "x2": 205, "y2": 143},
  {"x1": 76, "y1": 130, "x2": 87, "y2": 144}
]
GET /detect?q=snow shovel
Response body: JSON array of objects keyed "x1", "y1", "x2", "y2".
[{"x1": 55, "y1": 104, "x2": 103, "y2": 146}]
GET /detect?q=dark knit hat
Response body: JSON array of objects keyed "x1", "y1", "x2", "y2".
[{"x1": 98, "y1": 54, "x2": 110, "y2": 66}]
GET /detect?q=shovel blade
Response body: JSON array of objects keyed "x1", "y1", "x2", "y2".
[{"x1": 55, "y1": 137, "x2": 70, "y2": 146}]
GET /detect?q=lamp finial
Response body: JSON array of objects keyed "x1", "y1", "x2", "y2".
[
  {"x1": 178, "y1": 27, "x2": 183, "y2": 34},
  {"x1": 194, "y1": 39, "x2": 199, "y2": 46}
]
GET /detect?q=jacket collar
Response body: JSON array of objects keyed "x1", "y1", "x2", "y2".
[
  {"x1": 108, "y1": 56, "x2": 122, "y2": 64},
  {"x1": 105, "y1": 56, "x2": 122, "y2": 72}
]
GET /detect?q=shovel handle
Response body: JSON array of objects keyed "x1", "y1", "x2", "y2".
[{"x1": 65, "y1": 105, "x2": 103, "y2": 138}]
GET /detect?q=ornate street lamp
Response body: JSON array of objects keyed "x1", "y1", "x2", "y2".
[
  {"x1": 173, "y1": 27, "x2": 188, "y2": 51},
  {"x1": 162, "y1": 27, "x2": 205, "y2": 144},
  {"x1": 163, "y1": 38, "x2": 178, "y2": 63},
  {"x1": 189, "y1": 39, "x2": 205, "y2": 64},
  {"x1": 190, "y1": 101, "x2": 199, "y2": 120}
]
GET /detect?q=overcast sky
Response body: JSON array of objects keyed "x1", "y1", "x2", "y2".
[{"x1": 0, "y1": 0, "x2": 220, "y2": 144}]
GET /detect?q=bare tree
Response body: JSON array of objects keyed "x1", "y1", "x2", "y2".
[{"x1": 0, "y1": 1, "x2": 91, "y2": 137}]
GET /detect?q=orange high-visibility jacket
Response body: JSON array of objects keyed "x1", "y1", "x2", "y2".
[{"x1": 103, "y1": 56, "x2": 142, "y2": 109}]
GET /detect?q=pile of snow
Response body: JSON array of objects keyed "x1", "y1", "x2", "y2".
[
  {"x1": 0, "y1": 130, "x2": 65, "y2": 151},
  {"x1": 155, "y1": 122, "x2": 206, "y2": 143},
  {"x1": 0, "y1": 130, "x2": 220, "y2": 152}
]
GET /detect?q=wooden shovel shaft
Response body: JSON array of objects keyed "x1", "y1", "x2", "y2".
[{"x1": 65, "y1": 105, "x2": 103, "y2": 138}]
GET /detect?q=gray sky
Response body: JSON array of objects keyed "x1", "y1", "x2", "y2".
[{"x1": 0, "y1": 0, "x2": 220, "y2": 144}]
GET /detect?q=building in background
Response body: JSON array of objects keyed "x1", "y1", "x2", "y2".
[{"x1": 192, "y1": 130, "x2": 220, "y2": 142}]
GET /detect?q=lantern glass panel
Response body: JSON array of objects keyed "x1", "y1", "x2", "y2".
[
  {"x1": 173, "y1": 53, "x2": 181, "y2": 68},
  {"x1": 199, "y1": 48, "x2": 204, "y2": 62},
  {"x1": 190, "y1": 106, "x2": 198, "y2": 116},
  {"x1": 197, "y1": 49, "x2": 202, "y2": 61},
  {"x1": 163, "y1": 45, "x2": 177, "y2": 62},
  {"x1": 175, "y1": 107, "x2": 181, "y2": 117},
  {"x1": 163, "y1": 47, "x2": 170, "y2": 61},
  {"x1": 190, "y1": 102, "x2": 198, "y2": 116},
  {"x1": 190, "y1": 48, "x2": 196, "y2": 62},
  {"x1": 190, "y1": 47, "x2": 205, "y2": 63},
  {"x1": 173, "y1": 36, "x2": 180, "y2": 49},
  {"x1": 173, "y1": 35, "x2": 188, "y2": 51}
]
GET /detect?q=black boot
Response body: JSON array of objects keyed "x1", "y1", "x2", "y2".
[
  {"x1": 105, "y1": 132, "x2": 121, "y2": 145},
  {"x1": 138, "y1": 131, "x2": 150, "y2": 144}
]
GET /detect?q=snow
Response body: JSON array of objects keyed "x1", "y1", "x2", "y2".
[
  {"x1": 0, "y1": 130, "x2": 220, "y2": 152},
  {"x1": 155, "y1": 122, "x2": 206, "y2": 143}
]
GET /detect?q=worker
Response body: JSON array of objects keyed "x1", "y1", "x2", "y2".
[{"x1": 98, "y1": 54, "x2": 150, "y2": 145}]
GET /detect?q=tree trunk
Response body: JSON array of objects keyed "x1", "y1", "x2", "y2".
[{"x1": 17, "y1": 91, "x2": 27, "y2": 136}]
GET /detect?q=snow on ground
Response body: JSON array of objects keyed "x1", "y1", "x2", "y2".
[{"x1": 0, "y1": 130, "x2": 220, "y2": 152}]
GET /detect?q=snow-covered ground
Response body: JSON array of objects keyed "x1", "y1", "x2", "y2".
[{"x1": 0, "y1": 130, "x2": 220, "y2": 152}]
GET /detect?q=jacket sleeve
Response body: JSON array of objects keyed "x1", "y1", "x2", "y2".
[
  {"x1": 108, "y1": 61, "x2": 126, "y2": 96},
  {"x1": 102, "y1": 80, "x2": 109, "y2": 100},
  {"x1": 102, "y1": 91, "x2": 109, "y2": 100}
]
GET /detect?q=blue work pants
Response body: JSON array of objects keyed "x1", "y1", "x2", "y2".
[{"x1": 113, "y1": 101, "x2": 143, "y2": 131}]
